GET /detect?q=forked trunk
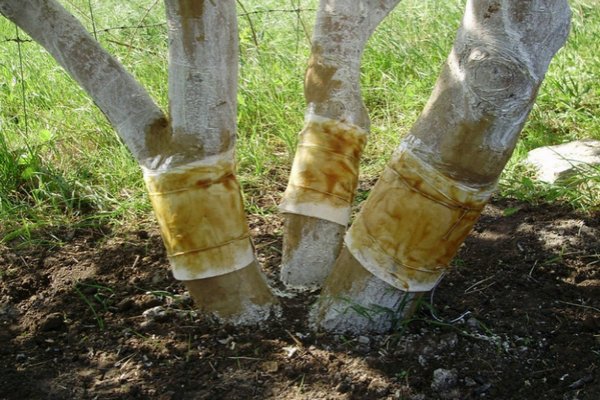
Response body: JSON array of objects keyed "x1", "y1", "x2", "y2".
[
  {"x1": 156, "y1": 0, "x2": 278, "y2": 324},
  {"x1": 279, "y1": 0, "x2": 401, "y2": 289},
  {"x1": 314, "y1": 0, "x2": 572, "y2": 333},
  {"x1": 1, "y1": 0, "x2": 278, "y2": 325}
]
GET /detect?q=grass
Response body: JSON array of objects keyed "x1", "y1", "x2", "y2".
[{"x1": 0, "y1": 0, "x2": 598, "y2": 244}]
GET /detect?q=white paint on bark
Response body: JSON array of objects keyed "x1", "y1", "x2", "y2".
[
  {"x1": 211, "y1": 300, "x2": 283, "y2": 327},
  {"x1": 0, "y1": 0, "x2": 166, "y2": 168},
  {"x1": 306, "y1": 0, "x2": 401, "y2": 127},
  {"x1": 410, "y1": 0, "x2": 571, "y2": 184},
  {"x1": 280, "y1": 217, "x2": 344, "y2": 290},
  {"x1": 312, "y1": 272, "x2": 418, "y2": 334},
  {"x1": 163, "y1": 0, "x2": 238, "y2": 168},
  {"x1": 142, "y1": 148, "x2": 235, "y2": 176},
  {"x1": 316, "y1": 0, "x2": 571, "y2": 333},
  {"x1": 280, "y1": 0, "x2": 400, "y2": 290},
  {"x1": 4, "y1": 0, "x2": 278, "y2": 324}
]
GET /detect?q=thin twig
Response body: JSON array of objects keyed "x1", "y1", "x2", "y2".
[
  {"x1": 238, "y1": 8, "x2": 316, "y2": 17},
  {"x1": 464, "y1": 274, "x2": 497, "y2": 294},
  {"x1": 87, "y1": 0, "x2": 98, "y2": 40},
  {"x1": 96, "y1": 23, "x2": 166, "y2": 33},
  {"x1": 104, "y1": 39, "x2": 161, "y2": 55},
  {"x1": 0, "y1": 37, "x2": 32, "y2": 44},
  {"x1": 236, "y1": 0, "x2": 259, "y2": 48},
  {"x1": 125, "y1": 0, "x2": 161, "y2": 60},
  {"x1": 15, "y1": 25, "x2": 29, "y2": 136},
  {"x1": 557, "y1": 300, "x2": 600, "y2": 313}
]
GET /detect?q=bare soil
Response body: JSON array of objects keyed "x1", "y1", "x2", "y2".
[{"x1": 1, "y1": 198, "x2": 599, "y2": 400}]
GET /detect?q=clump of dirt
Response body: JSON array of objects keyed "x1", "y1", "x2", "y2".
[{"x1": 1, "y1": 199, "x2": 599, "y2": 400}]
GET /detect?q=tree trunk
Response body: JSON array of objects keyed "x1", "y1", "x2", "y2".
[
  {"x1": 279, "y1": 0, "x2": 401, "y2": 290},
  {"x1": 1, "y1": 0, "x2": 278, "y2": 325},
  {"x1": 314, "y1": 0, "x2": 572, "y2": 333},
  {"x1": 157, "y1": 0, "x2": 278, "y2": 324}
]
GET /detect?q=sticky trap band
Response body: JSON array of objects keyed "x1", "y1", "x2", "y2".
[
  {"x1": 279, "y1": 116, "x2": 367, "y2": 226},
  {"x1": 345, "y1": 148, "x2": 496, "y2": 292},
  {"x1": 144, "y1": 160, "x2": 254, "y2": 281}
]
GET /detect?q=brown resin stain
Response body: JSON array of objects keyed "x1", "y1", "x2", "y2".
[
  {"x1": 438, "y1": 117, "x2": 506, "y2": 184},
  {"x1": 145, "y1": 116, "x2": 172, "y2": 158},
  {"x1": 219, "y1": 128, "x2": 234, "y2": 154},
  {"x1": 347, "y1": 150, "x2": 490, "y2": 289},
  {"x1": 184, "y1": 261, "x2": 276, "y2": 318},
  {"x1": 178, "y1": 0, "x2": 205, "y2": 58},
  {"x1": 282, "y1": 119, "x2": 367, "y2": 210},
  {"x1": 320, "y1": 247, "x2": 372, "y2": 300},
  {"x1": 144, "y1": 161, "x2": 252, "y2": 278},
  {"x1": 483, "y1": 1, "x2": 501, "y2": 19},
  {"x1": 304, "y1": 45, "x2": 342, "y2": 104}
]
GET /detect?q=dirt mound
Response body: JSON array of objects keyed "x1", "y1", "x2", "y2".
[{"x1": 1, "y1": 199, "x2": 598, "y2": 399}]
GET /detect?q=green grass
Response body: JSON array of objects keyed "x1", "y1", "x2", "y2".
[{"x1": 0, "y1": 0, "x2": 598, "y2": 243}]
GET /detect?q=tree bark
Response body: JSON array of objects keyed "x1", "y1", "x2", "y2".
[
  {"x1": 1, "y1": 0, "x2": 278, "y2": 325},
  {"x1": 158, "y1": 0, "x2": 278, "y2": 324},
  {"x1": 0, "y1": 0, "x2": 167, "y2": 168},
  {"x1": 314, "y1": 0, "x2": 572, "y2": 333},
  {"x1": 279, "y1": 0, "x2": 401, "y2": 290}
]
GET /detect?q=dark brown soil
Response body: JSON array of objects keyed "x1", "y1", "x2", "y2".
[{"x1": 1, "y1": 198, "x2": 599, "y2": 400}]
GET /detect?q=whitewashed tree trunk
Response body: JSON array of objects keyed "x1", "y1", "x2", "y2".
[
  {"x1": 157, "y1": 0, "x2": 277, "y2": 324},
  {"x1": 279, "y1": 0, "x2": 401, "y2": 290},
  {"x1": 314, "y1": 0, "x2": 571, "y2": 333},
  {"x1": 1, "y1": 0, "x2": 278, "y2": 325}
]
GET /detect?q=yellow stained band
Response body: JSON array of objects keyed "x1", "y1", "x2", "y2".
[
  {"x1": 345, "y1": 148, "x2": 495, "y2": 292},
  {"x1": 144, "y1": 161, "x2": 254, "y2": 281},
  {"x1": 280, "y1": 118, "x2": 367, "y2": 226}
]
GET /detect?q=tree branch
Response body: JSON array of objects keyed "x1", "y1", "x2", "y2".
[{"x1": 0, "y1": 0, "x2": 167, "y2": 168}]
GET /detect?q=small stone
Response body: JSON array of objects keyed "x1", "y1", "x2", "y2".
[
  {"x1": 142, "y1": 306, "x2": 170, "y2": 322},
  {"x1": 431, "y1": 368, "x2": 458, "y2": 392},
  {"x1": 39, "y1": 313, "x2": 65, "y2": 331},
  {"x1": 336, "y1": 381, "x2": 351, "y2": 393},
  {"x1": 116, "y1": 298, "x2": 134, "y2": 312},
  {"x1": 464, "y1": 377, "x2": 477, "y2": 387},
  {"x1": 136, "y1": 294, "x2": 162, "y2": 309},
  {"x1": 568, "y1": 374, "x2": 594, "y2": 390},
  {"x1": 16, "y1": 353, "x2": 26, "y2": 361},
  {"x1": 358, "y1": 335, "x2": 371, "y2": 345},
  {"x1": 261, "y1": 361, "x2": 279, "y2": 373},
  {"x1": 466, "y1": 318, "x2": 479, "y2": 330},
  {"x1": 356, "y1": 344, "x2": 370, "y2": 354},
  {"x1": 367, "y1": 377, "x2": 389, "y2": 396},
  {"x1": 474, "y1": 382, "x2": 492, "y2": 395}
]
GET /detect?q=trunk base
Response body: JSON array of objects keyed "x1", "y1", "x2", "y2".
[
  {"x1": 185, "y1": 261, "x2": 279, "y2": 326},
  {"x1": 312, "y1": 247, "x2": 423, "y2": 334},
  {"x1": 280, "y1": 214, "x2": 345, "y2": 290}
]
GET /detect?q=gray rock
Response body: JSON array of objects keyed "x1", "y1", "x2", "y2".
[
  {"x1": 357, "y1": 335, "x2": 371, "y2": 345},
  {"x1": 142, "y1": 306, "x2": 169, "y2": 322},
  {"x1": 431, "y1": 368, "x2": 458, "y2": 392},
  {"x1": 525, "y1": 140, "x2": 600, "y2": 184}
]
